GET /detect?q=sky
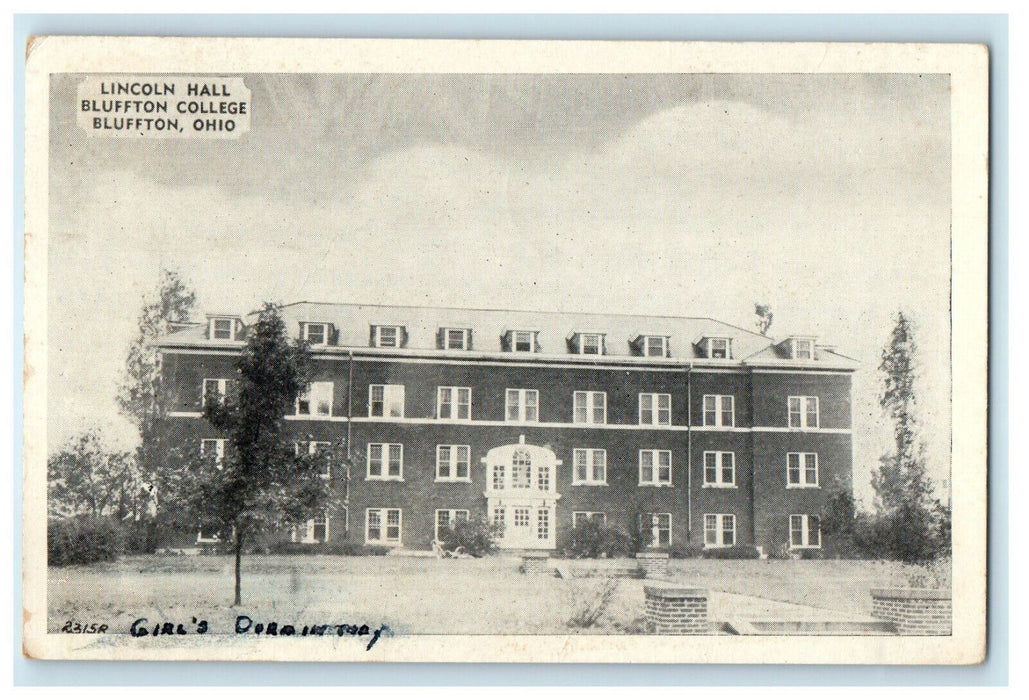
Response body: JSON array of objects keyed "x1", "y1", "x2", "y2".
[{"x1": 47, "y1": 72, "x2": 952, "y2": 504}]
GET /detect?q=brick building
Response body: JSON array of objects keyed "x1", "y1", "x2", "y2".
[{"x1": 156, "y1": 302, "x2": 856, "y2": 555}]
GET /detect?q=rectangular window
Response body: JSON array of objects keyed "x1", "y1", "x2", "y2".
[
  {"x1": 709, "y1": 338, "x2": 730, "y2": 359},
  {"x1": 788, "y1": 396, "x2": 820, "y2": 428},
  {"x1": 703, "y1": 451, "x2": 736, "y2": 486},
  {"x1": 367, "y1": 443, "x2": 403, "y2": 480},
  {"x1": 372, "y1": 325, "x2": 402, "y2": 348},
  {"x1": 491, "y1": 464, "x2": 506, "y2": 491},
  {"x1": 436, "y1": 445, "x2": 471, "y2": 481},
  {"x1": 302, "y1": 322, "x2": 328, "y2": 345},
  {"x1": 790, "y1": 514, "x2": 821, "y2": 548},
  {"x1": 366, "y1": 508, "x2": 402, "y2": 545},
  {"x1": 787, "y1": 452, "x2": 819, "y2": 487},
  {"x1": 573, "y1": 449, "x2": 607, "y2": 484},
  {"x1": 703, "y1": 394, "x2": 735, "y2": 427},
  {"x1": 639, "y1": 450, "x2": 672, "y2": 485},
  {"x1": 434, "y1": 509, "x2": 470, "y2": 542},
  {"x1": 573, "y1": 391, "x2": 606, "y2": 424},
  {"x1": 202, "y1": 378, "x2": 233, "y2": 407},
  {"x1": 639, "y1": 393, "x2": 672, "y2": 426},
  {"x1": 793, "y1": 339, "x2": 815, "y2": 360},
  {"x1": 640, "y1": 513, "x2": 671, "y2": 547},
  {"x1": 296, "y1": 440, "x2": 332, "y2": 478},
  {"x1": 578, "y1": 333, "x2": 604, "y2": 355},
  {"x1": 369, "y1": 384, "x2": 405, "y2": 418},
  {"x1": 295, "y1": 381, "x2": 333, "y2": 417},
  {"x1": 537, "y1": 464, "x2": 551, "y2": 492},
  {"x1": 513, "y1": 508, "x2": 531, "y2": 528},
  {"x1": 642, "y1": 336, "x2": 668, "y2": 357},
  {"x1": 492, "y1": 507, "x2": 505, "y2": 528},
  {"x1": 704, "y1": 513, "x2": 736, "y2": 548},
  {"x1": 437, "y1": 386, "x2": 472, "y2": 420},
  {"x1": 537, "y1": 509, "x2": 550, "y2": 540},
  {"x1": 440, "y1": 328, "x2": 470, "y2": 350},
  {"x1": 505, "y1": 389, "x2": 539, "y2": 422},
  {"x1": 209, "y1": 317, "x2": 236, "y2": 340},
  {"x1": 200, "y1": 439, "x2": 225, "y2": 469},
  {"x1": 294, "y1": 509, "x2": 331, "y2": 543},
  {"x1": 573, "y1": 512, "x2": 607, "y2": 529}
]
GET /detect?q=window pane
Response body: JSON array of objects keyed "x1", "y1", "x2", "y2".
[
  {"x1": 574, "y1": 450, "x2": 587, "y2": 482},
  {"x1": 641, "y1": 452, "x2": 653, "y2": 482},
  {"x1": 722, "y1": 454, "x2": 734, "y2": 484},
  {"x1": 705, "y1": 453, "x2": 717, "y2": 483},
  {"x1": 593, "y1": 451, "x2": 606, "y2": 481},
  {"x1": 721, "y1": 397, "x2": 734, "y2": 426}
]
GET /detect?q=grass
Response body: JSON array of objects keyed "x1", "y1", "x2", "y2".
[{"x1": 48, "y1": 555, "x2": 904, "y2": 635}]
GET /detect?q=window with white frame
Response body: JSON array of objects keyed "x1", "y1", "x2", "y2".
[
  {"x1": 202, "y1": 378, "x2": 233, "y2": 407},
  {"x1": 442, "y1": 328, "x2": 471, "y2": 350},
  {"x1": 576, "y1": 333, "x2": 604, "y2": 355},
  {"x1": 639, "y1": 450, "x2": 672, "y2": 485},
  {"x1": 573, "y1": 511, "x2": 607, "y2": 529},
  {"x1": 788, "y1": 396, "x2": 819, "y2": 429},
  {"x1": 200, "y1": 439, "x2": 225, "y2": 469},
  {"x1": 639, "y1": 513, "x2": 671, "y2": 547},
  {"x1": 704, "y1": 513, "x2": 736, "y2": 548},
  {"x1": 537, "y1": 509, "x2": 550, "y2": 540},
  {"x1": 507, "y1": 330, "x2": 536, "y2": 353},
  {"x1": 491, "y1": 506, "x2": 505, "y2": 528},
  {"x1": 573, "y1": 391, "x2": 606, "y2": 424},
  {"x1": 366, "y1": 443, "x2": 403, "y2": 480},
  {"x1": 296, "y1": 381, "x2": 333, "y2": 417},
  {"x1": 294, "y1": 510, "x2": 330, "y2": 544},
  {"x1": 434, "y1": 509, "x2": 470, "y2": 541},
  {"x1": 436, "y1": 445, "x2": 471, "y2": 481},
  {"x1": 641, "y1": 335, "x2": 669, "y2": 357},
  {"x1": 792, "y1": 338, "x2": 815, "y2": 360},
  {"x1": 573, "y1": 448, "x2": 607, "y2": 484},
  {"x1": 787, "y1": 452, "x2": 819, "y2": 487},
  {"x1": 369, "y1": 384, "x2": 405, "y2": 418},
  {"x1": 511, "y1": 449, "x2": 532, "y2": 489},
  {"x1": 703, "y1": 394, "x2": 735, "y2": 427},
  {"x1": 437, "y1": 386, "x2": 471, "y2": 420},
  {"x1": 491, "y1": 463, "x2": 506, "y2": 491},
  {"x1": 372, "y1": 325, "x2": 403, "y2": 348},
  {"x1": 208, "y1": 317, "x2": 238, "y2": 341},
  {"x1": 366, "y1": 508, "x2": 402, "y2": 545},
  {"x1": 301, "y1": 322, "x2": 329, "y2": 346},
  {"x1": 703, "y1": 451, "x2": 735, "y2": 487},
  {"x1": 708, "y1": 337, "x2": 731, "y2": 359},
  {"x1": 639, "y1": 393, "x2": 671, "y2": 426},
  {"x1": 505, "y1": 389, "x2": 539, "y2": 422},
  {"x1": 296, "y1": 440, "x2": 332, "y2": 478},
  {"x1": 790, "y1": 514, "x2": 821, "y2": 548}
]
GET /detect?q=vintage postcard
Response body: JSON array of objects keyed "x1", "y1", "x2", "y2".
[{"x1": 22, "y1": 37, "x2": 988, "y2": 663}]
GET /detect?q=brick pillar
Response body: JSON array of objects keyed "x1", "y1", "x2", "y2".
[
  {"x1": 644, "y1": 584, "x2": 709, "y2": 635},
  {"x1": 521, "y1": 551, "x2": 551, "y2": 575},
  {"x1": 870, "y1": 588, "x2": 952, "y2": 635},
  {"x1": 635, "y1": 551, "x2": 670, "y2": 579}
]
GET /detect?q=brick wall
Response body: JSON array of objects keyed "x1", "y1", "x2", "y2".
[
  {"x1": 521, "y1": 552, "x2": 551, "y2": 575},
  {"x1": 644, "y1": 585, "x2": 709, "y2": 635},
  {"x1": 871, "y1": 588, "x2": 952, "y2": 635},
  {"x1": 635, "y1": 552, "x2": 670, "y2": 579}
]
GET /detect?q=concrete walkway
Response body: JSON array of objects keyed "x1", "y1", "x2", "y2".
[{"x1": 708, "y1": 589, "x2": 879, "y2": 623}]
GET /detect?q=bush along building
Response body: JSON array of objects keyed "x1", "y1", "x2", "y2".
[{"x1": 155, "y1": 302, "x2": 857, "y2": 556}]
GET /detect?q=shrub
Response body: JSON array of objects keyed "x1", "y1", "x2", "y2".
[
  {"x1": 438, "y1": 517, "x2": 502, "y2": 557},
  {"x1": 669, "y1": 541, "x2": 704, "y2": 559},
  {"x1": 267, "y1": 541, "x2": 388, "y2": 556},
  {"x1": 48, "y1": 516, "x2": 123, "y2": 566},
  {"x1": 566, "y1": 578, "x2": 619, "y2": 629},
  {"x1": 565, "y1": 521, "x2": 634, "y2": 559},
  {"x1": 700, "y1": 544, "x2": 760, "y2": 560}
]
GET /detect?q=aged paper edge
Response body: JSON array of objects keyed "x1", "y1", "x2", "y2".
[{"x1": 21, "y1": 37, "x2": 989, "y2": 664}]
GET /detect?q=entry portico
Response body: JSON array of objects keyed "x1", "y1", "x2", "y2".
[{"x1": 482, "y1": 436, "x2": 561, "y2": 550}]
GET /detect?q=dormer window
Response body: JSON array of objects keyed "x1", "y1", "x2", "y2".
[
  {"x1": 634, "y1": 335, "x2": 669, "y2": 358},
  {"x1": 503, "y1": 330, "x2": 538, "y2": 353},
  {"x1": 208, "y1": 316, "x2": 240, "y2": 341},
  {"x1": 301, "y1": 322, "x2": 330, "y2": 346},
  {"x1": 569, "y1": 332, "x2": 605, "y2": 355},
  {"x1": 440, "y1": 328, "x2": 471, "y2": 350},
  {"x1": 792, "y1": 338, "x2": 815, "y2": 360},
  {"x1": 698, "y1": 336, "x2": 732, "y2": 359},
  {"x1": 371, "y1": 325, "x2": 405, "y2": 348}
]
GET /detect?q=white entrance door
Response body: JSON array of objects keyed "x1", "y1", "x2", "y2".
[{"x1": 483, "y1": 438, "x2": 561, "y2": 550}]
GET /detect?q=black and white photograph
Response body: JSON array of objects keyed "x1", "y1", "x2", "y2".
[{"x1": 21, "y1": 38, "x2": 988, "y2": 663}]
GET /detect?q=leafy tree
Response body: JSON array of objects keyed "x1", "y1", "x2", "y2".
[
  {"x1": 117, "y1": 269, "x2": 197, "y2": 543},
  {"x1": 754, "y1": 303, "x2": 774, "y2": 336},
  {"x1": 48, "y1": 432, "x2": 145, "y2": 520},
  {"x1": 187, "y1": 303, "x2": 332, "y2": 605},
  {"x1": 870, "y1": 312, "x2": 949, "y2": 562}
]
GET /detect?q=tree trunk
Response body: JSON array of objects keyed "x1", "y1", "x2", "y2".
[{"x1": 233, "y1": 532, "x2": 244, "y2": 607}]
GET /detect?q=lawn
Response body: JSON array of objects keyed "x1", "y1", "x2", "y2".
[{"x1": 48, "y1": 555, "x2": 907, "y2": 636}]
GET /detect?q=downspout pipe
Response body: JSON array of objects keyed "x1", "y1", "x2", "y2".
[{"x1": 685, "y1": 363, "x2": 693, "y2": 540}]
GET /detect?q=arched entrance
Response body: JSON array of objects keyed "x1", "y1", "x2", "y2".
[{"x1": 482, "y1": 436, "x2": 561, "y2": 550}]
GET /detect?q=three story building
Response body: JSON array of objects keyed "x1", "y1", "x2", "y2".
[{"x1": 156, "y1": 301, "x2": 857, "y2": 555}]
